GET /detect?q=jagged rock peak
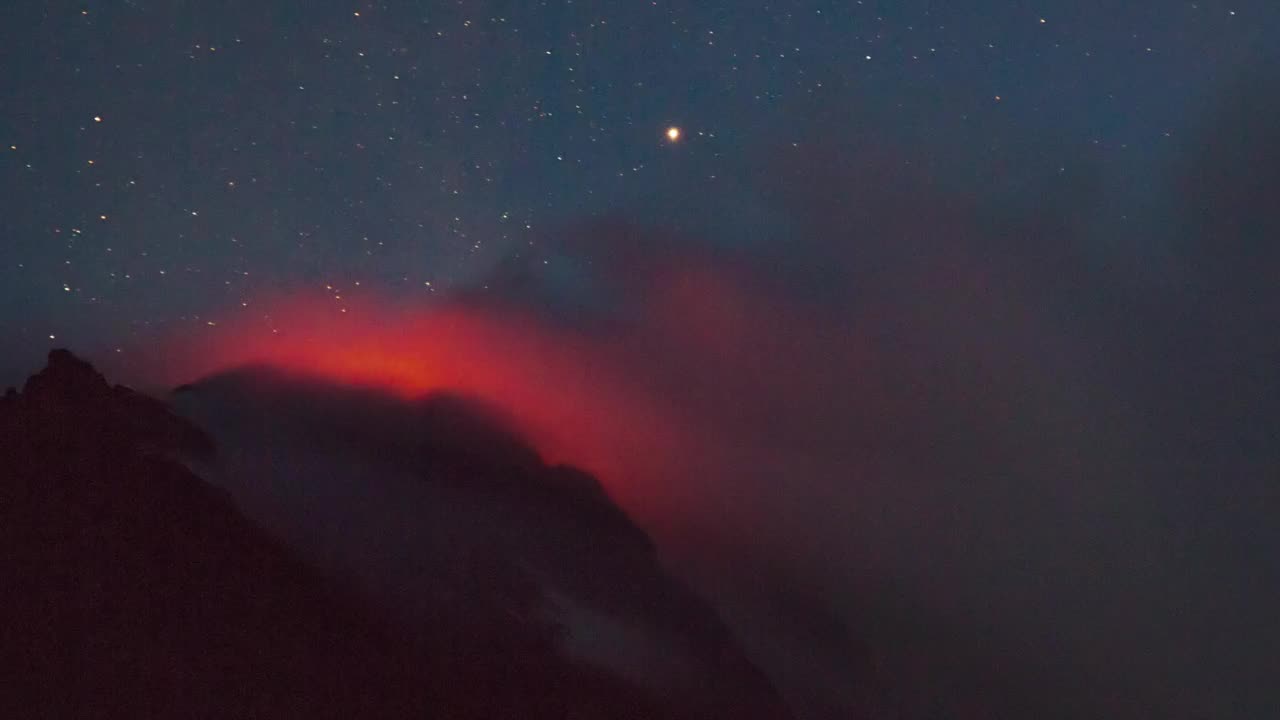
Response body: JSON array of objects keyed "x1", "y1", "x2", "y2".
[
  {"x1": 22, "y1": 348, "x2": 111, "y2": 401},
  {"x1": 6, "y1": 348, "x2": 215, "y2": 460}
]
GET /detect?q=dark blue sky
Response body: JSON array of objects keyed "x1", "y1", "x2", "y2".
[{"x1": 0, "y1": 1, "x2": 1271, "y2": 375}]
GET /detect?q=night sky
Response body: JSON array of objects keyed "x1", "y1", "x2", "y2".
[
  {"x1": 3, "y1": 1, "x2": 1279, "y2": 718},
  {"x1": 0, "y1": 1, "x2": 1268, "y2": 361}
]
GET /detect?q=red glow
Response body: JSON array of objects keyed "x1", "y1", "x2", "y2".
[
  {"x1": 132, "y1": 263, "x2": 878, "y2": 538},
  {"x1": 146, "y1": 290, "x2": 694, "y2": 523}
]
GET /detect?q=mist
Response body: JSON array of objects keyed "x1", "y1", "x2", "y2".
[{"x1": 50, "y1": 53, "x2": 1274, "y2": 719}]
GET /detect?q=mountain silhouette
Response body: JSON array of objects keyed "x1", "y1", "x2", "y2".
[
  {"x1": 172, "y1": 363, "x2": 790, "y2": 718},
  {"x1": 1, "y1": 350, "x2": 790, "y2": 719}
]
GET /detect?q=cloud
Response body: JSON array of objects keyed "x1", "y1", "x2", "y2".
[{"x1": 103, "y1": 52, "x2": 1280, "y2": 719}]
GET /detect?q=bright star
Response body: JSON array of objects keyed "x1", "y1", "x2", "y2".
[{"x1": 666, "y1": 126, "x2": 681, "y2": 142}]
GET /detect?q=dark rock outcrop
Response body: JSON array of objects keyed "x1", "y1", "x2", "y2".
[{"x1": 0, "y1": 351, "x2": 434, "y2": 718}]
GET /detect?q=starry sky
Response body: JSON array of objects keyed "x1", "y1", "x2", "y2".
[
  {"x1": 0, "y1": 1, "x2": 1270, "y2": 369},
  {"x1": 3, "y1": 2, "x2": 1280, "y2": 718}
]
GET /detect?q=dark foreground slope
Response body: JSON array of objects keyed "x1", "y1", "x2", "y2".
[
  {"x1": 0, "y1": 350, "x2": 789, "y2": 719},
  {"x1": 0, "y1": 350, "x2": 437, "y2": 718}
]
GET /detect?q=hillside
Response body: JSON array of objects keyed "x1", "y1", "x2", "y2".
[{"x1": 0, "y1": 350, "x2": 789, "y2": 719}]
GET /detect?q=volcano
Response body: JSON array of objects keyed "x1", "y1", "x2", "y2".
[{"x1": 1, "y1": 349, "x2": 790, "y2": 719}]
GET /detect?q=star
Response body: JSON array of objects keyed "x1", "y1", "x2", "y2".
[{"x1": 666, "y1": 126, "x2": 681, "y2": 142}]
